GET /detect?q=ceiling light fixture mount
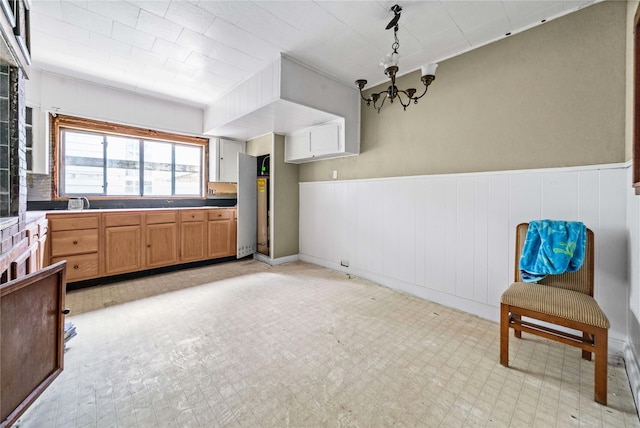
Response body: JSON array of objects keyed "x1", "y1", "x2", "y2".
[{"x1": 355, "y1": 4, "x2": 438, "y2": 113}]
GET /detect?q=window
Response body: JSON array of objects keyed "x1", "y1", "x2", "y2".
[{"x1": 54, "y1": 115, "x2": 207, "y2": 198}]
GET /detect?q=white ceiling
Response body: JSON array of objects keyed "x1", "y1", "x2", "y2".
[{"x1": 30, "y1": 0, "x2": 597, "y2": 109}]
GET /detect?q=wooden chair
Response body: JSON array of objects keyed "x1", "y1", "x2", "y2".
[{"x1": 500, "y1": 223, "x2": 610, "y2": 405}]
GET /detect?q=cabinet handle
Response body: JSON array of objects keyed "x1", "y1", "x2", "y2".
[
  {"x1": 73, "y1": 240, "x2": 78, "y2": 245},
  {"x1": 73, "y1": 265, "x2": 79, "y2": 269},
  {"x1": 191, "y1": 215, "x2": 195, "y2": 218},
  {"x1": 147, "y1": 244, "x2": 151, "y2": 248}
]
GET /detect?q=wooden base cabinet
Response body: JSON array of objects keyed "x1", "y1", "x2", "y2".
[
  {"x1": 180, "y1": 210, "x2": 206, "y2": 262},
  {"x1": 47, "y1": 208, "x2": 235, "y2": 283},
  {"x1": 208, "y1": 209, "x2": 234, "y2": 259},
  {"x1": 145, "y1": 212, "x2": 178, "y2": 268},
  {"x1": 104, "y1": 213, "x2": 142, "y2": 275}
]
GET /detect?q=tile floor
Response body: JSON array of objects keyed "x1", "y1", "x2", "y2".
[{"x1": 15, "y1": 260, "x2": 640, "y2": 427}]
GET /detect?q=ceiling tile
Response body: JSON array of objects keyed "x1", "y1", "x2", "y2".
[
  {"x1": 234, "y1": 3, "x2": 303, "y2": 51},
  {"x1": 151, "y1": 38, "x2": 192, "y2": 63},
  {"x1": 204, "y1": 18, "x2": 280, "y2": 61},
  {"x1": 176, "y1": 28, "x2": 216, "y2": 56},
  {"x1": 87, "y1": 1, "x2": 140, "y2": 28},
  {"x1": 208, "y1": 42, "x2": 263, "y2": 73},
  {"x1": 164, "y1": 1, "x2": 215, "y2": 33},
  {"x1": 129, "y1": 46, "x2": 167, "y2": 67},
  {"x1": 32, "y1": 0, "x2": 64, "y2": 21},
  {"x1": 253, "y1": 1, "x2": 346, "y2": 37},
  {"x1": 185, "y1": 52, "x2": 247, "y2": 83},
  {"x1": 126, "y1": 0, "x2": 171, "y2": 18},
  {"x1": 136, "y1": 9, "x2": 182, "y2": 42},
  {"x1": 31, "y1": 12, "x2": 90, "y2": 43},
  {"x1": 60, "y1": 1, "x2": 113, "y2": 37},
  {"x1": 194, "y1": 1, "x2": 252, "y2": 25},
  {"x1": 90, "y1": 32, "x2": 133, "y2": 57},
  {"x1": 163, "y1": 58, "x2": 200, "y2": 78},
  {"x1": 112, "y1": 21, "x2": 155, "y2": 51}
]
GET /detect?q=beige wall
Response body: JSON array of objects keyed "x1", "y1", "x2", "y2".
[
  {"x1": 300, "y1": 1, "x2": 626, "y2": 182},
  {"x1": 271, "y1": 134, "x2": 299, "y2": 259},
  {"x1": 246, "y1": 133, "x2": 272, "y2": 157}
]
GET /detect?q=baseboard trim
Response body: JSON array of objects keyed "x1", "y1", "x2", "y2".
[{"x1": 254, "y1": 253, "x2": 299, "y2": 266}]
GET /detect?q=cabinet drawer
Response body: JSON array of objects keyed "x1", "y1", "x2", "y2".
[
  {"x1": 104, "y1": 213, "x2": 141, "y2": 227},
  {"x1": 208, "y1": 209, "x2": 232, "y2": 220},
  {"x1": 181, "y1": 210, "x2": 205, "y2": 222},
  {"x1": 25, "y1": 223, "x2": 39, "y2": 244},
  {"x1": 146, "y1": 211, "x2": 177, "y2": 224},
  {"x1": 51, "y1": 254, "x2": 99, "y2": 282},
  {"x1": 38, "y1": 219, "x2": 48, "y2": 236},
  {"x1": 49, "y1": 215, "x2": 99, "y2": 231},
  {"x1": 50, "y1": 229, "x2": 98, "y2": 256}
]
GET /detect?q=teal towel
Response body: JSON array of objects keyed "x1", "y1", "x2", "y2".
[{"x1": 519, "y1": 220, "x2": 586, "y2": 283}]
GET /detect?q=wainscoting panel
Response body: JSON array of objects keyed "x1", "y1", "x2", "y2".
[{"x1": 299, "y1": 163, "x2": 628, "y2": 348}]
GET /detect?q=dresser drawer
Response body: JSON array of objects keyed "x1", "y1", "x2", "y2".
[
  {"x1": 49, "y1": 215, "x2": 99, "y2": 232},
  {"x1": 50, "y1": 229, "x2": 99, "y2": 256},
  {"x1": 181, "y1": 210, "x2": 205, "y2": 222},
  {"x1": 146, "y1": 211, "x2": 177, "y2": 224},
  {"x1": 51, "y1": 254, "x2": 99, "y2": 282},
  {"x1": 208, "y1": 209, "x2": 232, "y2": 220}
]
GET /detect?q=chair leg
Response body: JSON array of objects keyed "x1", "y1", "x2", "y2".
[
  {"x1": 582, "y1": 332, "x2": 592, "y2": 361},
  {"x1": 500, "y1": 303, "x2": 510, "y2": 366},
  {"x1": 594, "y1": 327, "x2": 608, "y2": 405},
  {"x1": 513, "y1": 314, "x2": 522, "y2": 338}
]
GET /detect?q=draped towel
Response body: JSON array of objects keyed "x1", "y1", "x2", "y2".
[{"x1": 519, "y1": 220, "x2": 586, "y2": 283}]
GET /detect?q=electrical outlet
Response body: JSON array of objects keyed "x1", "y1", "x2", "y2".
[
  {"x1": 332, "y1": 170, "x2": 338, "y2": 179},
  {"x1": 340, "y1": 260, "x2": 349, "y2": 267}
]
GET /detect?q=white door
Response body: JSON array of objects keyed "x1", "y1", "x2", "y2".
[{"x1": 237, "y1": 153, "x2": 257, "y2": 258}]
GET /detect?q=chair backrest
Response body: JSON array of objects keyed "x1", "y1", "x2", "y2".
[{"x1": 514, "y1": 222, "x2": 594, "y2": 296}]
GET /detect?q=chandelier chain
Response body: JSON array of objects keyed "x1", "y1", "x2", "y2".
[{"x1": 392, "y1": 27, "x2": 399, "y2": 54}]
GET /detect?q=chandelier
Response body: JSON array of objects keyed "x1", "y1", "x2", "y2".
[{"x1": 355, "y1": 4, "x2": 438, "y2": 113}]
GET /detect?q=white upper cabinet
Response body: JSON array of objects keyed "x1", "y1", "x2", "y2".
[
  {"x1": 209, "y1": 138, "x2": 246, "y2": 182},
  {"x1": 26, "y1": 106, "x2": 50, "y2": 175},
  {"x1": 285, "y1": 121, "x2": 345, "y2": 163}
]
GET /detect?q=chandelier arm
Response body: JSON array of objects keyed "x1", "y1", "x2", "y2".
[
  {"x1": 375, "y1": 93, "x2": 388, "y2": 113},
  {"x1": 395, "y1": 91, "x2": 413, "y2": 110},
  {"x1": 411, "y1": 76, "x2": 436, "y2": 101},
  {"x1": 411, "y1": 85, "x2": 430, "y2": 101}
]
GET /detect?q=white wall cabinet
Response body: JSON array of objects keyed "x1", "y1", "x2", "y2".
[
  {"x1": 209, "y1": 138, "x2": 246, "y2": 182},
  {"x1": 285, "y1": 122, "x2": 343, "y2": 163},
  {"x1": 26, "y1": 106, "x2": 49, "y2": 175}
]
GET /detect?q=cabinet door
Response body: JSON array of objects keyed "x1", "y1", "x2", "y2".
[
  {"x1": 208, "y1": 220, "x2": 232, "y2": 259},
  {"x1": 310, "y1": 123, "x2": 341, "y2": 155},
  {"x1": 180, "y1": 221, "x2": 206, "y2": 262},
  {"x1": 284, "y1": 132, "x2": 311, "y2": 162},
  {"x1": 105, "y1": 225, "x2": 142, "y2": 275},
  {"x1": 146, "y1": 223, "x2": 177, "y2": 268},
  {"x1": 219, "y1": 139, "x2": 245, "y2": 183}
]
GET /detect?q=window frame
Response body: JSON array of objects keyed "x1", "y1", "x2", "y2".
[
  {"x1": 52, "y1": 114, "x2": 208, "y2": 200},
  {"x1": 634, "y1": 4, "x2": 640, "y2": 193}
]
